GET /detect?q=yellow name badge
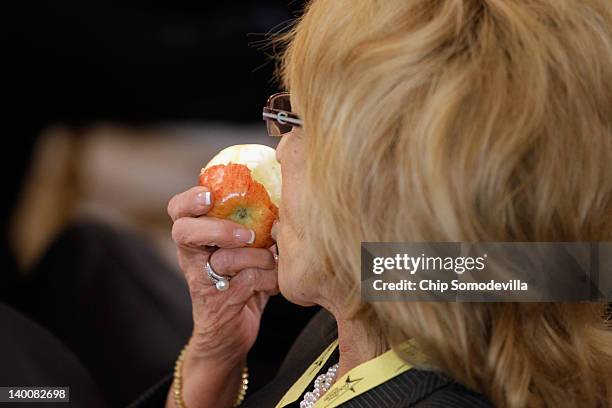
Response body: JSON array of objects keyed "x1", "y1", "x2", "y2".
[{"x1": 276, "y1": 340, "x2": 422, "y2": 408}]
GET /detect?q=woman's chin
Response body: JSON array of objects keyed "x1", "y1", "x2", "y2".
[{"x1": 278, "y1": 275, "x2": 318, "y2": 307}]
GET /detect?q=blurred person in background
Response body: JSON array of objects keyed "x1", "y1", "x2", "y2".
[{"x1": 138, "y1": 0, "x2": 610, "y2": 407}]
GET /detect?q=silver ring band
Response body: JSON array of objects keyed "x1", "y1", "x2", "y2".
[{"x1": 205, "y1": 261, "x2": 231, "y2": 292}]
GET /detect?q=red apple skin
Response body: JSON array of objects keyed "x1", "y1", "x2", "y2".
[{"x1": 199, "y1": 163, "x2": 278, "y2": 248}]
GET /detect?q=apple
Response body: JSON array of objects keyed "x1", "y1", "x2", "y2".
[{"x1": 199, "y1": 144, "x2": 281, "y2": 248}]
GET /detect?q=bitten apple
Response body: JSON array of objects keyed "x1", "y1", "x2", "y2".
[{"x1": 199, "y1": 144, "x2": 281, "y2": 248}]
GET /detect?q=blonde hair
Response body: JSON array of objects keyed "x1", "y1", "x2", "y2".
[{"x1": 277, "y1": 0, "x2": 612, "y2": 406}]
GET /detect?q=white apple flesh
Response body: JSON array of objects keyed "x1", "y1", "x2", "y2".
[{"x1": 203, "y1": 144, "x2": 282, "y2": 206}]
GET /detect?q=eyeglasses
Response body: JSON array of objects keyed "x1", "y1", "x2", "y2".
[{"x1": 262, "y1": 92, "x2": 303, "y2": 137}]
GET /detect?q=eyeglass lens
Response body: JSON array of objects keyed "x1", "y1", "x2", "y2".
[{"x1": 267, "y1": 94, "x2": 293, "y2": 136}]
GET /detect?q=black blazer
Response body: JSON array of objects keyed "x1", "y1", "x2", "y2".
[{"x1": 129, "y1": 310, "x2": 492, "y2": 408}]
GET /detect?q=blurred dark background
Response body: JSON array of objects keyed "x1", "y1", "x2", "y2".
[
  {"x1": 8, "y1": 1, "x2": 301, "y2": 122},
  {"x1": 4, "y1": 0, "x2": 304, "y2": 240},
  {"x1": 2, "y1": 2, "x2": 318, "y2": 407}
]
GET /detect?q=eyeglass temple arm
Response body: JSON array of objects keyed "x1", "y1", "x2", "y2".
[{"x1": 262, "y1": 110, "x2": 303, "y2": 127}]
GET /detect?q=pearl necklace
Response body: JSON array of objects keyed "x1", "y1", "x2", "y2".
[{"x1": 299, "y1": 363, "x2": 339, "y2": 408}]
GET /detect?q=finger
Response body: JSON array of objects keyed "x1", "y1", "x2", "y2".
[
  {"x1": 247, "y1": 291, "x2": 271, "y2": 317},
  {"x1": 209, "y1": 248, "x2": 277, "y2": 277},
  {"x1": 177, "y1": 248, "x2": 213, "y2": 302},
  {"x1": 168, "y1": 186, "x2": 212, "y2": 221},
  {"x1": 229, "y1": 268, "x2": 279, "y2": 305},
  {"x1": 172, "y1": 217, "x2": 255, "y2": 249},
  {"x1": 176, "y1": 247, "x2": 215, "y2": 275},
  {"x1": 268, "y1": 244, "x2": 278, "y2": 258}
]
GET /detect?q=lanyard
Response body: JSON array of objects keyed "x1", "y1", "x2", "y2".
[
  {"x1": 275, "y1": 340, "x2": 339, "y2": 408},
  {"x1": 275, "y1": 339, "x2": 421, "y2": 408}
]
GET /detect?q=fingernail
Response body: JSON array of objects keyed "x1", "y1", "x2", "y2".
[
  {"x1": 234, "y1": 228, "x2": 255, "y2": 244},
  {"x1": 196, "y1": 191, "x2": 211, "y2": 206}
]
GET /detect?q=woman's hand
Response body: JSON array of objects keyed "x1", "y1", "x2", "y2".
[{"x1": 166, "y1": 186, "x2": 279, "y2": 408}]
